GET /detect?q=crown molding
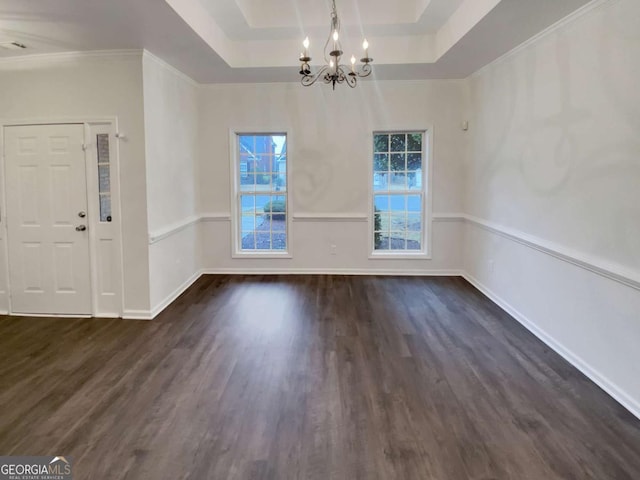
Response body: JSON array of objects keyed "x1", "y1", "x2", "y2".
[
  {"x1": 470, "y1": 0, "x2": 615, "y2": 79},
  {"x1": 142, "y1": 50, "x2": 199, "y2": 87},
  {"x1": 0, "y1": 48, "x2": 199, "y2": 87},
  {"x1": 0, "y1": 49, "x2": 143, "y2": 69}
]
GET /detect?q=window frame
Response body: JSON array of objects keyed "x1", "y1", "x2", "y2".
[
  {"x1": 230, "y1": 130, "x2": 292, "y2": 258},
  {"x1": 368, "y1": 128, "x2": 433, "y2": 259}
]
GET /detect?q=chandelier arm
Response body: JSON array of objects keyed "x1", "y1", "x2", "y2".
[
  {"x1": 334, "y1": 65, "x2": 357, "y2": 88},
  {"x1": 301, "y1": 65, "x2": 330, "y2": 87},
  {"x1": 356, "y1": 63, "x2": 373, "y2": 78}
]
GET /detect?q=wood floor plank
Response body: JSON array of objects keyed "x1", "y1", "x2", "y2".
[{"x1": 0, "y1": 275, "x2": 639, "y2": 479}]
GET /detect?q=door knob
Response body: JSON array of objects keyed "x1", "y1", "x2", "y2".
[
  {"x1": 75, "y1": 225, "x2": 87, "y2": 232},
  {"x1": 78, "y1": 211, "x2": 86, "y2": 218}
]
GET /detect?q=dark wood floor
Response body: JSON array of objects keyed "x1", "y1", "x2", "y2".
[{"x1": 1, "y1": 275, "x2": 640, "y2": 479}]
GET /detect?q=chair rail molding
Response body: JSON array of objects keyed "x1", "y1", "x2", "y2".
[
  {"x1": 147, "y1": 210, "x2": 640, "y2": 292},
  {"x1": 292, "y1": 213, "x2": 368, "y2": 222},
  {"x1": 148, "y1": 213, "x2": 231, "y2": 244},
  {"x1": 462, "y1": 214, "x2": 640, "y2": 292}
]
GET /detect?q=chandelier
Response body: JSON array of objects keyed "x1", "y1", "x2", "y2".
[{"x1": 298, "y1": 0, "x2": 373, "y2": 89}]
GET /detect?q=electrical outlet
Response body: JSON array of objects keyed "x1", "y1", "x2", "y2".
[{"x1": 330, "y1": 244, "x2": 337, "y2": 255}]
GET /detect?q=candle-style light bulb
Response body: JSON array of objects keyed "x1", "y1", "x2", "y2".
[
  {"x1": 362, "y1": 38, "x2": 370, "y2": 61},
  {"x1": 303, "y1": 36, "x2": 310, "y2": 57},
  {"x1": 333, "y1": 30, "x2": 339, "y2": 42},
  {"x1": 350, "y1": 55, "x2": 356, "y2": 72}
]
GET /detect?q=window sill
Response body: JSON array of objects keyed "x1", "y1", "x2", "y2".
[
  {"x1": 232, "y1": 251, "x2": 292, "y2": 260},
  {"x1": 369, "y1": 252, "x2": 431, "y2": 260}
]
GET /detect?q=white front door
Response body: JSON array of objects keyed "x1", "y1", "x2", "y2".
[{"x1": 5, "y1": 124, "x2": 92, "y2": 315}]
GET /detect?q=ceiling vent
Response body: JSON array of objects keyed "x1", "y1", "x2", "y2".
[{"x1": 0, "y1": 42, "x2": 27, "y2": 50}]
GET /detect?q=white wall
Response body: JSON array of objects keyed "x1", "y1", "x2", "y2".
[
  {"x1": 0, "y1": 52, "x2": 150, "y2": 313},
  {"x1": 198, "y1": 80, "x2": 468, "y2": 273},
  {"x1": 142, "y1": 53, "x2": 200, "y2": 312},
  {"x1": 464, "y1": 0, "x2": 640, "y2": 416}
]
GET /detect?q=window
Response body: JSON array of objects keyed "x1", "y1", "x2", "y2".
[
  {"x1": 234, "y1": 133, "x2": 288, "y2": 254},
  {"x1": 372, "y1": 131, "x2": 428, "y2": 254},
  {"x1": 96, "y1": 134, "x2": 112, "y2": 222}
]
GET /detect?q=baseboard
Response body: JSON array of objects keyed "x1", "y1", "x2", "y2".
[
  {"x1": 201, "y1": 268, "x2": 464, "y2": 276},
  {"x1": 462, "y1": 272, "x2": 640, "y2": 421},
  {"x1": 122, "y1": 269, "x2": 463, "y2": 319},
  {"x1": 150, "y1": 269, "x2": 203, "y2": 319},
  {"x1": 7, "y1": 312, "x2": 91, "y2": 318},
  {"x1": 121, "y1": 310, "x2": 156, "y2": 321},
  {"x1": 123, "y1": 269, "x2": 203, "y2": 320}
]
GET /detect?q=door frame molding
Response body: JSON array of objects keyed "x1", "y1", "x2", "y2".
[{"x1": 0, "y1": 117, "x2": 125, "y2": 317}]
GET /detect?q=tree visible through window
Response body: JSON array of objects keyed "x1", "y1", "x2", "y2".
[
  {"x1": 237, "y1": 134, "x2": 288, "y2": 252},
  {"x1": 373, "y1": 132, "x2": 425, "y2": 252}
]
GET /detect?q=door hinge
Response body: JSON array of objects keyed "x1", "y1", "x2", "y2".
[{"x1": 82, "y1": 143, "x2": 89, "y2": 151}]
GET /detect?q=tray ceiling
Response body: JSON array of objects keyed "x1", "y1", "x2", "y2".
[{"x1": 0, "y1": 0, "x2": 594, "y2": 82}]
